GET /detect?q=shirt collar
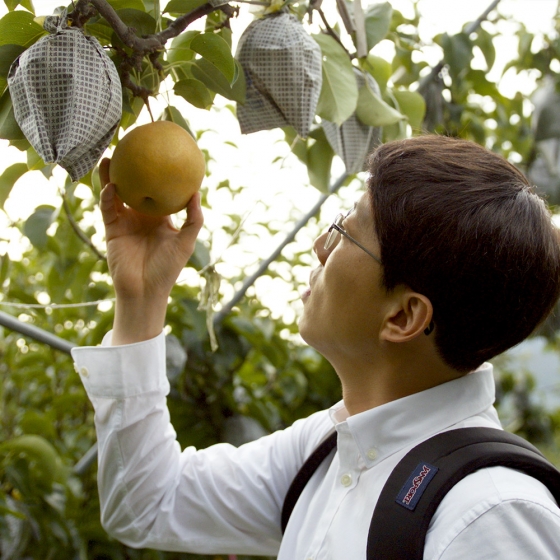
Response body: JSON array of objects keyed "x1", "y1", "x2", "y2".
[{"x1": 328, "y1": 363, "x2": 497, "y2": 468}]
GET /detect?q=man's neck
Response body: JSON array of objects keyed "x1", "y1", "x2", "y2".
[{"x1": 335, "y1": 341, "x2": 464, "y2": 416}]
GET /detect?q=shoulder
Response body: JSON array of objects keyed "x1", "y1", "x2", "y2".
[{"x1": 425, "y1": 466, "x2": 560, "y2": 559}]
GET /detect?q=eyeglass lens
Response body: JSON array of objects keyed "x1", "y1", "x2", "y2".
[{"x1": 324, "y1": 214, "x2": 344, "y2": 251}]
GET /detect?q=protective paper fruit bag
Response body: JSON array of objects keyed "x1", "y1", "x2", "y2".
[
  {"x1": 8, "y1": 10, "x2": 122, "y2": 181},
  {"x1": 322, "y1": 69, "x2": 381, "y2": 174},
  {"x1": 236, "y1": 12, "x2": 322, "y2": 138}
]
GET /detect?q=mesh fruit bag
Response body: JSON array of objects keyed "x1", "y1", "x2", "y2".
[
  {"x1": 236, "y1": 11, "x2": 322, "y2": 138},
  {"x1": 8, "y1": 10, "x2": 122, "y2": 181},
  {"x1": 322, "y1": 69, "x2": 381, "y2": 174}
]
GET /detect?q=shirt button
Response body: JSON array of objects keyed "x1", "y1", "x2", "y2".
[
  {"x1": 79, "y1": 366, "x2": 89, "y2": 378},
  {"x1": 367, "y1": 448, "x2": 378, "y2": 460},
  {"x1": 341, "y1": 473, "x2": 352, "y2": 487}
]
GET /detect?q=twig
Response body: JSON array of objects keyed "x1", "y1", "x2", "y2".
[
  {"x1": 213, "y1": 173, "x2": 349, "y2": 327},
  {"x1": 61, "y1": 191, "x2": 106, "y2": 261},
  {"x1": 316, "y1": 7, "x2": 352, "y2": 58}
]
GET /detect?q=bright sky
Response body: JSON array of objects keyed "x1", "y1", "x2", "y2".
[{"x1": 0, "y1": 0, "x2": 557, "y2": 324}]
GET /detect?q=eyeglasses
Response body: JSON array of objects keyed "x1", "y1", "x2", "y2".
[{"x1": 324, "y1": 210, "x2": 381, "y2": 264}]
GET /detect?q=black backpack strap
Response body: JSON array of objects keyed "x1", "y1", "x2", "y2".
[
  {"x1": 367, "y1": 427, "x2": 560, "y2": 560},
  {"x1": 281, "y1": 430, "x2": 337, "y2": 533}
]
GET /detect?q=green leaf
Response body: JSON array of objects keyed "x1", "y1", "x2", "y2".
[
  {"x1": 24, "y1": 205, "x2": 57, "y2": 249},
  {"x1": 313, "y1": 34, "x2": 358, "y2": 125},
  {"x1": 392, "y1": 90, "x2": 425, "y2": 131},
  {"x1": 518, "y1": 30, "x2": 533, "y2": 60},
  {"x1": 26, "y1": 146, "x2": 45, "y2": 170},
  {"x1": 439, "y1": 32, "x2": 473, "y2": 79},
  {"x1": 382, "y1": 118, "x2": 407, "y2": 142},
  {"x1": 108, "y1": 0, "x2": 145, "y2": 9},
  {"x1": 8, "y1": 137, "x2": 29, "y2": 150},
  {"x1": 164, "y1": 0, "x2": 207, "y2": 14},
  {"x1": 364, "y1": 1, "x2": 392, "y2": 51},
  {"x1": 115, "y1": 9, "x2": 156, "y2": 36},
  {"x1": 0, "y1": 90, "x2": 25, "y2": 141},
  {"x1": 0, "y1": 44, "x2": 25, "y2": 77},
  {"x1": 307, "y1": 129, "x2": 333, "y2": 192},
  {"x1": 474, "y1": 27, "x2": 496, "y2": 72},
  {"x1": 356, "y1": 82, "x2": 404, "y2": 127},
  {"x1": 0, "y1": 11, "x2": 45, "y2": 47},
  {"x1": 189, "y1": 239, "x2": 210, "y2": 271},
  {"x1": 120, "y1": 93, "x2": 144, "y2": 130},
  {"x1": 0, "y1": 434, "x2": 62, "y2": 489},
  {"x1": 190, "y1": 32, "x2": 235, "y2": 84},
  {"x1": 191, "y1": 58, "x2": 246, "y2": 103},
  {"x1": 4, "y1": 0, "x2": 34, "y2": 11},
  {"x1": 167, "y1": 30, "x2": 200, "y2": 65},
  {"x1": 362, "y1": 54, "x2": 391, "y2": 93},
  {"x1": 84, "y1": 22, "x2": 114, "y2": 46},
  {"x1": 159, "y1": 105, "x2": 195, "y2": 137},
  {"x1": 140, "y1": 60, "x2": 161, "y2": 90},
  {"x1": 465, "y1": 68, "x2": 503, "y2": 100},
  {"x1": 283, "y1": 127, "x2": 307, "y2": 165},
  {"x1": 0, "y1": 162, "x2": 26, "y2": 208},
  {"x1": 174, "y1": 78, "x2": 214, "y2": 109}
]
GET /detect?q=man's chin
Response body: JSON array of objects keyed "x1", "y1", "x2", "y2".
[{"x1": 297, "y1": 315, "x2": 320, "y2": 351}]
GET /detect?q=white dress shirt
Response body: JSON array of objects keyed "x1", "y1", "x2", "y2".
[{"x1": 72, "y1": 331, "x2": 560, "y2": 559}]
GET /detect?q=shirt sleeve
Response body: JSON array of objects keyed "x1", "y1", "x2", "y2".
[
  {"x1": 437, "y1": 499, "x2": 560, "y2": 559},
  {"x1": 71, "y1": 332, "x2": 332, "y2": 556},
  {"x1": 428, "y1": 466, "x2": 560, "y2": 560}
]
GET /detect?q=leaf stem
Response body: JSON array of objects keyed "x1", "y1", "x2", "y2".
[{"x1": 61, "y1": 190, "x2": 106, "y2": 261}]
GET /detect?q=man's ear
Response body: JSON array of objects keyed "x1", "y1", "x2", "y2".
[{"x1": 380, "y1": 290, "x2": 433, "y2": 343}]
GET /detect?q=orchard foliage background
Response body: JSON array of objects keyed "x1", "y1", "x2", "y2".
[{"x1": 1, "y1": 0, "x2": 560, "y2": 558}]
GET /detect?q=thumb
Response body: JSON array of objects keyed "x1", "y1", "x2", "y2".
[
  {"x1": 178, "y1": 192, "x2": 204, "y2": 249},
  {"x1": 100, "y1": 183, "x2": 124, "y2": 227},
  {"x1": 99, "y1": 158, "x2": 111, "y2": 188}
]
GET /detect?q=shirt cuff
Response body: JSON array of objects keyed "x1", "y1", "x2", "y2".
[{"x1": 71, "y1": 330, "x2": 169, "y2": 399}]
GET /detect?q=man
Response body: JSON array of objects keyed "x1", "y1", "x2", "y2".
[{"x1": 72, "y1": 135, "x2": 560, "y2": 558}]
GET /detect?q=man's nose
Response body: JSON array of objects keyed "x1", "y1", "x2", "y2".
[{"x1": 313, "y1": 231, "x2": 330, "y2": 265}]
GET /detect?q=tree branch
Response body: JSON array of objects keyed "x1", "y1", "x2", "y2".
[
  {"x1": 69, "y1": 0, "x2": 236, "y2": 55},
  {"x1": 71, "y1": 0, "x2": 163, "y2": 52},
  {"x1": 68, "y1": 0, "x2": 237, "y2": 101}
]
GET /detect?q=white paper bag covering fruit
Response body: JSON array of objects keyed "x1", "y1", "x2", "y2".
[
  {"x1": 322, "y1": 69, "x2": 381, "y2": 174},
  {"x1": 8, "y1": 10, "x2": 122, "y2": 181},
  {"x1": 236, "y1": 12, "x2": 322, "y2": 138}
]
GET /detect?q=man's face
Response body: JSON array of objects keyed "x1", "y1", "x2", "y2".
[{"x1": 298, "y1": 193, "x2": 390, "y2": 363}]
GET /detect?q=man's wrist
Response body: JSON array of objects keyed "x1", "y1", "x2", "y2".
[{"x1": 111, "y1": 296, "x2": 168, "y2": 346}]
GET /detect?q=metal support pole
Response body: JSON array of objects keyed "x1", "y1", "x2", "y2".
[{"x1": 0, "y1": 310, "x2": 75, "y2": 354}]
